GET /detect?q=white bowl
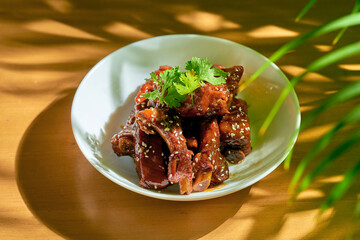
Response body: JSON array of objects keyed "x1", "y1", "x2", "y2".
[{"x1": 71, "y1": 34, "x2": 300, "y2": 201}]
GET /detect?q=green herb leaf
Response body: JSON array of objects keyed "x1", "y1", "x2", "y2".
[
  {"x1": 163, "y1": 86, "x2": 187, "y2": 108},
  {"x1": 174, "y1": 71, "x2": 201, "y2": 95},
  {"x1": 143, "y1": 57, "x2": 227, "y2": 108},
  {"x1": 142, "y1": 90, "x2": 160, "y2": 101},
  {"x1": 185, "y1": 57, "x2": 227, "y2": 85}
]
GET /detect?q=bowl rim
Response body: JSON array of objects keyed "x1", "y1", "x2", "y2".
[{"x1": 71, "y1": 34, "x2": 301, "y2": 201}]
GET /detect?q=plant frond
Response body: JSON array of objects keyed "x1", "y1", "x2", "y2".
[
  {"x1": 238, "y1": 13, "x2": 360, "y2": 92},
  {"x1": 301, "y1": 81, "x2": 360, "y2": 131},
  {"x1": 289, "y1": 104, "x2": 360, "y2": 193},
  {"x1": 320, "y1": 158, "x2": 360, "y2": 214},
  {"x1": 291, "y1": 129, "x2": 360, "y2": 201},
  {"x1": 260, "y1": 42, "x2": 360, "y2": 135},
  {"x1": 332, "y1": 0, "x2": 360, "y2": 45},
  {"x1": 295, "y1": 0, "x2": 318, "y2": 22}
]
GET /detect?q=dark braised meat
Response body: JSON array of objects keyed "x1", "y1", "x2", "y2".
[
  {"x1": 111, "y1": 109, "x2": 136, "y2": 157},
  {"x1": 223, "y1": 65, "x2": 244, "y2": 95},
  {"x1": 135, "y1": 80, "x2": 161, "y2": 111},
  {"x1": 186, "y1": 136, "x2": 198, "y2": 150},
  {"x1": 134, "y1": 124, "x2": 169, "y2": 189},
  {"x1": 111, "y1": 62, "x2": 251, "y2": 195},
  {"x1": 219, "y1": 98, "x2": 252, "y2": 158},
  {"x1": 223, "y1": 149, "x2": 245, "y2": 164},
  {"x1": 175, "y1": 83, "x2": 230, "y2": 117},
  {"x1": 193, "y1": 118, "x2": 229, "y2": 191},
  {"x1": 135, "y1": 108, "x2": 193, "y2": 195}
]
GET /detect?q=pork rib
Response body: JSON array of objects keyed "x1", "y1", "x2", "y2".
[
  {"x1": 135, "y1": 108, "x2": 193, "y2": 195},
  {"x1": 134, "y1": 124, "x2": 169, "y2": 189}
]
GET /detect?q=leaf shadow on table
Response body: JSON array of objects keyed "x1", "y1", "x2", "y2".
[{"x1": 15, "y1": 89, "x2": 251, "y2": 240}]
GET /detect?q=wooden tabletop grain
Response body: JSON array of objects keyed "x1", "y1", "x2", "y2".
[{"x1": 1, "y1": 0, "x2": 360, "y2": 239}]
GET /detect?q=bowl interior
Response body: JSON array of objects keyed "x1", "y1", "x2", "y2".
[{"x1": 71, "y1": 34, "x2": 300, "y2": 201}]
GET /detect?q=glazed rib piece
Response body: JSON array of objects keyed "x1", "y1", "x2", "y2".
[
  {"x1": 135, "y1": 108, "x2": 193, "y2": 195},
  {"x1": 134, "y1": 124, "x2": 169, "y2": 189},
  {"x1": 111, "y1": 109, "x2": 136, "y2": 157},
  {"x1": 175, "y1": 83, "x2": 230, "y2": 117},
  {"x1": 135, "y1": 80, "x2": 161, "y2": 111},
  {"x1": 219, "y1": 98, "x2": 252, "y2": 161},
  {"x1": 223, "y1": 65, "x2": 244, "y2": 95},
  {"x1": 193, "y1": 118, "x2": 229, "y2": 191},
  {"x1": 186, "y1": 136, "x2": 198, "y2": 150}
]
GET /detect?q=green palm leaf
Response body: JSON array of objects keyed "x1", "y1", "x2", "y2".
[
  {"x1": 356, "y1": 199, "x2": 360, "y2": 218},
  {"x1": 300, "y1": 81, "x2": 360, "y2": 132},
  {"x1": 260, "y1": 41, "x2": 360, "y2": 135},
  {"x1": 289, "y1": 104, "x2": 360, "y2": 192},
  {"x1": 284, "y1": 81, "x2": 360, "y2": 169},
  {"x1": 291, "y1": 129, "x2": 360, "y2": 201},
  {"x1": 295, "y1": 0, "x2": 318, "y2": 22},
  {"x1": 320, "y1": 158, "x2": 360, "y2": 213},
  {"x1": 238, "y1": 13, "x2": 360, "y2": 92},
  {"x1": 332, "y1": 0, "x2": 360, "y2": 45}
]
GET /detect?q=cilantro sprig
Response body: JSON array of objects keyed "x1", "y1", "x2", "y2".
[{"x1": 142, "y1": 57, "x2": 228, "y2": 108}]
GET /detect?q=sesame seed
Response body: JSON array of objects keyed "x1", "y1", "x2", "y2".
[
  {"x1": 230, "y1": 133, "x2": 235, "y2": 137},
  {"x1": 169, "y1": 174, "x2": 172, "y2": 178},
  {"x1": 142, "y1": 142, "x2": 147, "y2": 147},
  {"x1": 212, "y1": 138, "x2": 216, "y2": 142},
  {"x1": 165, "y1": 127, "x2": 170, "y2": 131}
]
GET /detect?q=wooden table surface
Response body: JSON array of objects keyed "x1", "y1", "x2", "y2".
[{"x1": 1, "y1": 0, "x2": 360, "y2": 239}]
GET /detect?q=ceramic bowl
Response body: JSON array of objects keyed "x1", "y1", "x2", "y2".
[{"x1": 71, "y1": 34, "x2": 300, "y2": 201}]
